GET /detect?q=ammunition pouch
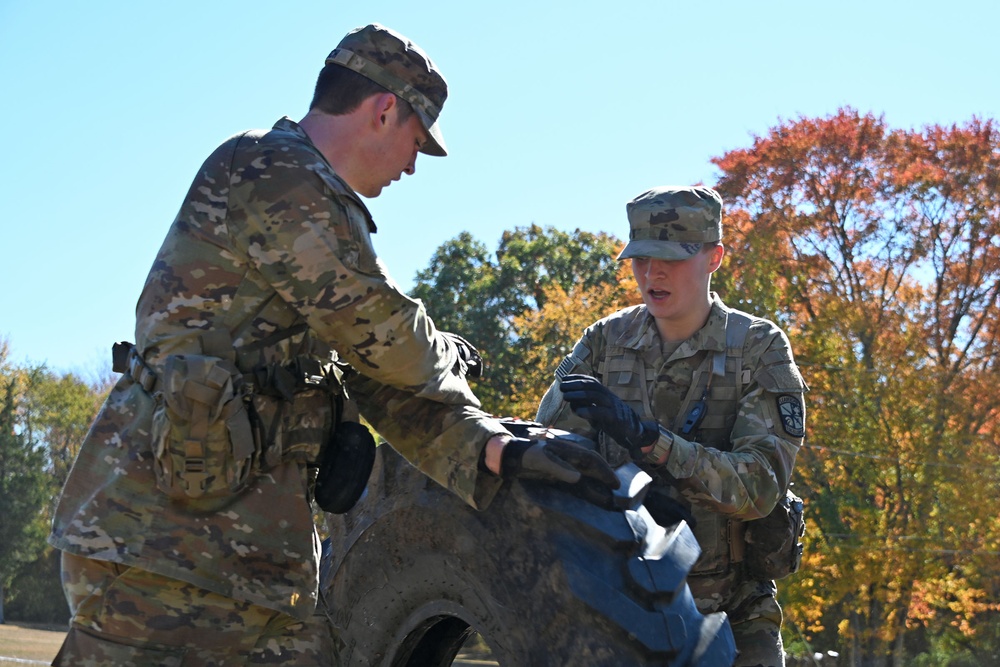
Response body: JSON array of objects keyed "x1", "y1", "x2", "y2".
[
  {"x1": 150, "y1": 354, "x2": 257, "y2": 501},
  {"x1": 743, "y1": 488, "x2": 805, "y2": 581},
  {"x1": 117, "y1": 339, "x2": 372, "y2": 510}
]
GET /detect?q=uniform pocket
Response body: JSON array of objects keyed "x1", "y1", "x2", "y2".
[
  {"x1": 279, "y1": 388, "x2": 334, "y2": 464},
  {"x1": 689, "y1": 510, "x2": 730, "y2": 576},
  {"x1": 250, "y1": 388, "x2": 334, "y2": 468},
  {"x1": 151, "y1": 355, "x2": 257, "y2": 501}
]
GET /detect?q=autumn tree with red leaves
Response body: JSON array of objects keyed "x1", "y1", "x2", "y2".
[{"x1": 713, "y1": 108, "x2": 1000, "y2": 666}]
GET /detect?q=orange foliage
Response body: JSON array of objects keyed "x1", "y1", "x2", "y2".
[
  {"x1": 712, "y1": 108, "x2": 1000, "y2": 662},
  {"x1": 509, "y1": 251, "x2": 640, "y2": 417}
]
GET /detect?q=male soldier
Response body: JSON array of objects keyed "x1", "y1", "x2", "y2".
[
  {"x1": 49, "y1": 23, "x2": 615, "y2": 665},
  {"x1": 536, "y1": 185, "x2": 806, "y2": 667}
]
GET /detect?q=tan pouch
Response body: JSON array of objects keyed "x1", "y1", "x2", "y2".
[{"x1": 151, "y1": 354, "x2": 257, "y2": 501}]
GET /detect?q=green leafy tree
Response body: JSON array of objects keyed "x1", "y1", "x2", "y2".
[
  {"x1": 20, "y1": 366, "x2": 111, "y2": 490},
  {"x1": 510, "y1": 257, "x2": 641, "y2": 417},
  {"x1": 0, "y1": 340, "x2": 111, "y2": 623},
  {"x1": 411, "y1": 224, "x2": 624, "y2": 413},
  {"x1": 0, "y1": 378, "x2": 52, "y2": 624}
]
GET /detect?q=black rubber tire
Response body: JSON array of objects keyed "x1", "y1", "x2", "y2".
[{"x1": 322, "y1": 443, "x2": 735, "y2": 666}]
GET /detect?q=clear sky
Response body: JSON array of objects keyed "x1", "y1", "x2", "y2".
[{"x1": 2, "y1": 0, "x2": 998, "y2": 376}]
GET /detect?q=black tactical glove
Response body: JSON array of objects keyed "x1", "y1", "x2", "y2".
[
  {"x1": 559, "y1": 374, "x2": 659, "y2": 457},
  {"x1": 500, "y1": 437, "x2": 620, "y2": 489},
  {"x1": 441, "y1": 331, "x2": 483, "y2": 379}
]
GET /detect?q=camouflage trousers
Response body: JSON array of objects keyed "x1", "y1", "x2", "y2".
[
  {"x1": 692, "y1": 575, "x2": 785, "y2": 667},
  {"x1": 53, "y1": 551, "x2": 341, "y2": 667}
]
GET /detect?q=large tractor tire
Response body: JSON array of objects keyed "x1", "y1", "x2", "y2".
[{"x1": 322, "y1": 425, "x2": 735, "y2": 666}]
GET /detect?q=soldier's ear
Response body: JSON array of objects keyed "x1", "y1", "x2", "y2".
[
  {"x1": 371, "y1": 93, "x2": 397, "y2": 128},
  {"x1": 707, "y1": 244, "x2": 725, "y2": 273}
]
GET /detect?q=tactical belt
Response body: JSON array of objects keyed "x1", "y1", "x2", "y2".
[
  {"x1": 248, "y1": 356, "x2": 337, "y2": 401},
  {"x1": 112, "y1": 341, "x2": 158, "y2": 393},
  {"x1": 113, "y1": 340, "x2": 339, "y2": 400}
]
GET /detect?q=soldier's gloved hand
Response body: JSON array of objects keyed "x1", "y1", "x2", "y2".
[
  {"x1": 559, "y1": 374, "x2": 659, "y2": 457},
  {"x1": 441, "y1": 331, "x2": 483, "y2": 379},
  {"x1": 500, "y1": 437, "x2": 620, "y2": 489}
]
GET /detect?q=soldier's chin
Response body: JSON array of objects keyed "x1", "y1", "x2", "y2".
[{"x1": 359, "y1": 183, "x2": 385, "y2": 199}]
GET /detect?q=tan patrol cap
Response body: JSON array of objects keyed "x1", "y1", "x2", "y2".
[
  {"x1": 617, "y1": 185, "x2": 723, "y2": 261},
  {"x1": 326, "y1": 24, "x2": 449, "y2": 156}
]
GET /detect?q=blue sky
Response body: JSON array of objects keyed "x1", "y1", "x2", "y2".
[{"x1": 2, "y1": 0, "x2": 998, "y2": 376}]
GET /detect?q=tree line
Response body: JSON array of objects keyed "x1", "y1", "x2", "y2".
[
  {"x1": 2, "y1": 107, "x2": 997, "y2": 666},
  {"x1": 0, "y1": 344, "x2": 114, "y2": 624}
]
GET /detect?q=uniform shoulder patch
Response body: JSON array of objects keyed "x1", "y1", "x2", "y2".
[
  {"x1": 555, "y1": 356, "x2": 576, "y2": 379},
  {"x1": 776, "y1": 394, "x2": 805, "y2": 438},
  {"x1": 555, "y1": 340, "x2": 592, "y2": 379}
]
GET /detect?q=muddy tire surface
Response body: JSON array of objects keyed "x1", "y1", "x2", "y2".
[{"x1": 322, "y1": 432, "x2": 735, "y2": 666}]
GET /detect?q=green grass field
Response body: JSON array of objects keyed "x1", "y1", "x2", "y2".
[{"x1": 0, "y1": 622, "x2": 65, "y2": 665}]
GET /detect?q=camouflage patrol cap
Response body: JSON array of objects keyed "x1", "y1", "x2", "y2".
[
  {"x1": 326, "y1": 24, "x2": 449, "y2": 156},
  {"x1": 617, "y1": 185, "x2": 723, "y2": 261}
]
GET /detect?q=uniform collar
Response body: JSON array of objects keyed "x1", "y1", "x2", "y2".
[
  {"x1": 614, "y1": 306, "x2": 659, "y2": 351},
  {"x1": 273, "y1": 116, "x2": 311, "y2": 141},
  {"x1": 614, "y1": 293, "x2": 730, "y2": 356},
  {"x1": 694, "y1": 293, "x2": 730, "y2": 354},
  {"x1": 271, "y1": 117, "x2": 378, "y2": 233}
]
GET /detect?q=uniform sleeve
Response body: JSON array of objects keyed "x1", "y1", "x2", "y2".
[
  {"x1": 654, "y1": 326, "x2": 806, "y2": 520},
  {"x1": 348, "y1": 374, "x2": 508, "y2": 509},
  {"x1": 227, "y1": 138, "x2": 475, "y2": 409}
]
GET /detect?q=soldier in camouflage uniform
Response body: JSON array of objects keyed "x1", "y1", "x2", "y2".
[
  {"x1": 536, "y1": 186, "x2": 807, "y2": 667},
  {"x1": 49, "y1": 23, "x2": 614, "y2": 666}
]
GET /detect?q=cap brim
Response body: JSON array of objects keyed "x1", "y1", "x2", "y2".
[
  {"x1": 617, "y1": 239, "x2": 702, "y2": 261},
  {"x1": 416, "y1": 107, "x2": 447, "y2": 156}
]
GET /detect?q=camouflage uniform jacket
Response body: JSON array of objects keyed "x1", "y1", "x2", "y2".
[
  {"x1": 536, "y1": 295, "x2": 805, "y2": 609},
  {"x1": 49, "y1": 118, "x2": 507, "y2": 619}
]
